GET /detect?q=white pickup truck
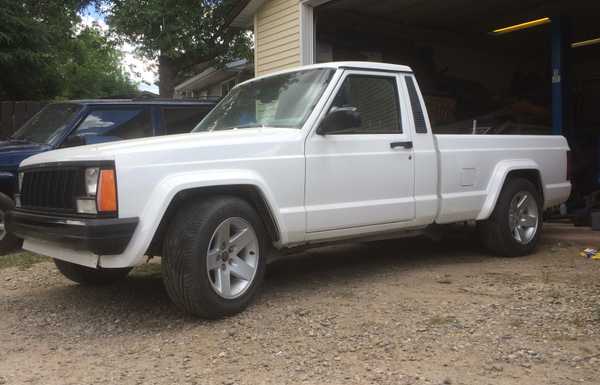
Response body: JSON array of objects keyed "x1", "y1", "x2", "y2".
[{"x1": 7, "y1": 62, "x2": 571, "y2": 318}]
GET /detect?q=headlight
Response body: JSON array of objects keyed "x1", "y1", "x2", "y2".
[
  {"x1": 76, "y1": 167, "x2": 117, "y2": 215},
  {"x1": 84, "y1": 167, "x2": 99, "y2": 195}
]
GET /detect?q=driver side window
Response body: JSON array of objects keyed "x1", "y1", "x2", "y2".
[
  {"x1": 327, "y1": 75, "x2": 402, "y2": 134},
  {"x1": 70, "y1": 108, "x2": 152, "y2": 144}
]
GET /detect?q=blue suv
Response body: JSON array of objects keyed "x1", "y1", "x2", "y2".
[{"x1": 0, "y1": 98, "x2": 217, "y2": 253}]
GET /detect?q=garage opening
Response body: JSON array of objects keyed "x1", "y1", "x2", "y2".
[{"x1": 313, "y1": 0, "x2": 600, "y2": 216}]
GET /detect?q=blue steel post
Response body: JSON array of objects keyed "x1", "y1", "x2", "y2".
[{"x1": 551, "y1": 16, "x2": 571, "y2": 136}]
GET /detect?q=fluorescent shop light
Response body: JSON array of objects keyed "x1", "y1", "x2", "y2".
[
  {"x1": 491, "y1": 17, "x2": 551, "y2": 35},
  {"x1": 572, "y1": 37, "x2": 600, "y2": 48}
]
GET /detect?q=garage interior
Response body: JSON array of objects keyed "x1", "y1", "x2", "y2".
[{"x1": 314, "y1": 0, "x2": 600, "y2": 220}]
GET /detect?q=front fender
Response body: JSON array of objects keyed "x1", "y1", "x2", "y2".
[
  {"x1": 476, "y1": 159, "x2": 541, "y2": 221},
  {"x1": 101, "y1": 169, "x2": 285, "y2": 268}
]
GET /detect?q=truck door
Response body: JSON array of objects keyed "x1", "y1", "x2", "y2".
[{"x1": 305, "y1": 70, "x2": 415, "y2": 232}]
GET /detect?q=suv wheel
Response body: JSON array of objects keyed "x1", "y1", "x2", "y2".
[
  {"x1": 478, "y1": 178, "x2": 542, "y2": 257},
  {"x1": 0, "y1": 194, "x2": 23, "y2": 255},
  {"x1": 161, "y1": 196, "x2": 266, "y2": 319}
]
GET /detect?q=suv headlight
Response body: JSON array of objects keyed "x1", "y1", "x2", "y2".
[
  {"x1": 76, "y1": 167, "x2": 117, "y2": 215},
  {"x1": 14, "y1": 172, "x2": 24, "y2": 208}
]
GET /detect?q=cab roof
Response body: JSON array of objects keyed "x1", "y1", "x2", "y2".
[
  {"x1": 238, "y1": 61, "x2": 413, "y2": 87},
  {"x1": 59, "y1": 98, "x2": 219, "y2": 106},
  {"x1": 314, "y1": 61, "x2": 412, "y2": 73}
]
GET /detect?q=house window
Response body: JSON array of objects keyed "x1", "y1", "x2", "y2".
[{"x1": 221, "y1": 79, "x2": 237, "y2": 97}]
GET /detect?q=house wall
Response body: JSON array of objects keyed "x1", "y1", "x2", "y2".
[
  {"x1": 208, "y1": 84, "x2": 222, "y2": 97},
  {"x1": 255, "y1": 0, "x2": 301, "y2": 76}
]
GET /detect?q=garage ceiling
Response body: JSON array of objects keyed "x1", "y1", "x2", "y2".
[{"x1": 318, "y1": 0, "x2": 598, "y2": 39}]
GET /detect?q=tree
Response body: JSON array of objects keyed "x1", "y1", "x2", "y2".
[
  {"x1": 59, "y1": 27, "x2": 137, "y2": 99},
  {"x1": 106, "y1": 0, "x2": 252, "y2": 97},
  {"x1": 0, "y1": 0, "x2": 136, "y2": 100},
  {"x1": 0, "y1": 0, "x2": 78, "y2": 99}
]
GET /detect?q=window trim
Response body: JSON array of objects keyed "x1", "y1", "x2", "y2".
[{"x1": 317, "y1": 73, "x2": 403, "y2": 135}]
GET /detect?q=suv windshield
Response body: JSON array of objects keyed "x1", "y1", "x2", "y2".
[
  {"x1": 11, "y1": 103, "x2": 82, "y2": 145},
  {"x1": 194, "y1": 68, "x2": 334, "y2": 131}
]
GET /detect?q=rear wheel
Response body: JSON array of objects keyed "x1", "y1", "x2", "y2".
[
  {"x1": 54, "y1": 259, "x2": 132, "y2": 285},
  {"x1": 161, "y1": 196, "x2": 266, "y2": 319},
  {"x1": 479, "y1": 178, "x2": 542, "y2": 257}
]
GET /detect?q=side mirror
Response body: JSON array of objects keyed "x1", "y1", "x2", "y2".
[
  {"x1": 318, "y1": 107, "x2": 362, "y2": 135},
  {"x1": 60, "y1": 134, "x2": 86, "y2": 148}
]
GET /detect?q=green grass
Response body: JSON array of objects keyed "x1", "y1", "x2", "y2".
[{"x1": 0, "y1": 251, "x2": 50, "y2": 270}]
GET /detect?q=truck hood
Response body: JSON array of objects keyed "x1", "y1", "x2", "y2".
[
  {"x1": 0, "y1": 140, "x2": 51, "y2": 170},
  {"x1": 20, "y1": 128, "x2": 302, "y2": 168}
]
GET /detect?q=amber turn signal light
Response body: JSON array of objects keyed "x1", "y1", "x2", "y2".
[{"x1": 97, "y1": 169, "x2": 117, "y2": 212}]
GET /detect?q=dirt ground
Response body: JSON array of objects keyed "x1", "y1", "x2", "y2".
[{"x1": 1, "y1": 224, "x2": 600, "y2": 385}]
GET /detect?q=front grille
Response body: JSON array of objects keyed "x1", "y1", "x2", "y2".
[{"x1": 20, "y1": 168, "x2": 86, "y2": 213}]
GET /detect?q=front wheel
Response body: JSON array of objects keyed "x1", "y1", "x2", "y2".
[
  {"x1": 161, "y1": 196, "x2": 266, "y2": 319},
  {"x1": 0, "y1": 202, "x2": 23, "y2": 255},
  {"x1": 478, "y1": 178, "x2": 542, "y2": 257}
]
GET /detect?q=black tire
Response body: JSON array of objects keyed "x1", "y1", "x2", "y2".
[
  {"x1": 0, "y1": 199, "x2": 23, "y2": 255},
  {"x1": 161, "y1": 196, "x2": 267, "y2": 319},
  {"x1": 0, "y1": 231, "x2": 23, "y2": 256},
  {"x1": 478, "y1": 177, "x2": 543, "y2": 257},
  {"x1": 54, "y1": 258, "x2": 132, "y2": 285}
]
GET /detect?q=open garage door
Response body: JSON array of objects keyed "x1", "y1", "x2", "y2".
[{"x1": 312, "y1": 0, "x2": 600, "y2": 219}]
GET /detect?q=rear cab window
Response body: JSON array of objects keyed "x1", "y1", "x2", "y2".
[{"x1": 405, "y1": 76, "x2": 428, "y2": 134}]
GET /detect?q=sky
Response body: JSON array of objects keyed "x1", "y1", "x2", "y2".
[{"x1": 80, "y1": 6, "x2": 159, "y2": 94}]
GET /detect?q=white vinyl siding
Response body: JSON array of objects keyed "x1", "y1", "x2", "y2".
[{"x1": 255, "y1": 0, "x2": 301, "y2": 76}]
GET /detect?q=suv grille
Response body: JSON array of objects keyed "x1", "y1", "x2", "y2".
[{"x1": 20, "y1": 168, "x2": 86, "y2": 213}]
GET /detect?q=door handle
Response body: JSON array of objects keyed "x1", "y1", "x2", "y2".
[{"x1": 390, "y1": 141, "x2": 413, "y2": 149}]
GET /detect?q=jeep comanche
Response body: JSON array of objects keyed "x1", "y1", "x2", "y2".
[{"x1": 7, "y1": 62, "x2": 571, "y2": 318}]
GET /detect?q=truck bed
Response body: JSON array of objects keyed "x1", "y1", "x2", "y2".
[{"x1": 433, "y1": 134, "x2": 571, "y2": 223}]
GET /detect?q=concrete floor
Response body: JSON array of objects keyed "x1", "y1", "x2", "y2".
[{"x1": 544, "y1": 222, "x2": 600, "y2": 245}]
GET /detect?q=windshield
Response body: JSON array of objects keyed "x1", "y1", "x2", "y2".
[
  {"x1": 11, "y1": 103, "x2": 82, "y2": 144},
  {"x1": 194, "y1": 68, "x2": 334, "y2": 131}
]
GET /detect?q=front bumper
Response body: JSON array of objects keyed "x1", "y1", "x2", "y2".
[{"x1": 6, "y1": 210, "x2": 138, "y2": 255}]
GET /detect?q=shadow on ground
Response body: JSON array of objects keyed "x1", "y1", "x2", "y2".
[{"x1": 5, "y1": 230, "x2": 500, "y2": 333}]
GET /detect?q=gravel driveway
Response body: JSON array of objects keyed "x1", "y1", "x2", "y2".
[{"x1": 1, "y1": 225, "x2": 599, "y2": 385}]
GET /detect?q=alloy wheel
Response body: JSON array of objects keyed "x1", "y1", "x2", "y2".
[
  {"x1": 508, "y1": 191, "x2": 539, "y2": 244},
  {"x1": 206, "y1": 217, "x2": 259, "y2": 299}
]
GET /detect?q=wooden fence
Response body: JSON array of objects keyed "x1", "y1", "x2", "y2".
[{"x1": 0, "y1": 101, "x2": 46, "y2": 139}]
